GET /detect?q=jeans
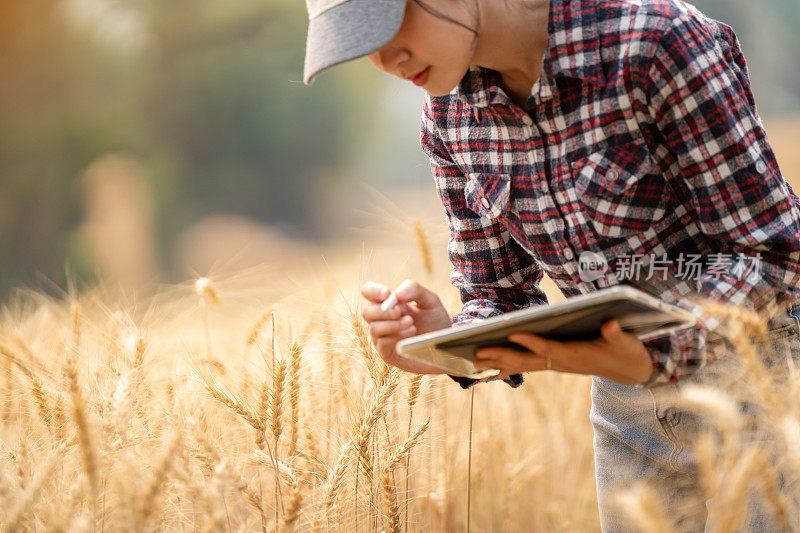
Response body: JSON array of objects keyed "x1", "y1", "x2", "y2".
[{"x1": 591, "y1": 304, "x2": 800, "y2": 532}]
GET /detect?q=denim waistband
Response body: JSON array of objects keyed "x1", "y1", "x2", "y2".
[{"x1": 766, "y1": 301, "x2": 800, "y2": 329}]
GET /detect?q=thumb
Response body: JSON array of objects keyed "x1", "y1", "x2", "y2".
[
  {"x1": 601, "y1": 319, "x2": 623, "y2": 342},
  {"x1": 394, "y1": 279, "x2": 440, "y2": 309}
]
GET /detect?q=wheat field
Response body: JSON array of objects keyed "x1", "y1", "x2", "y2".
[{"x1": 1, "y1": 117, "x2": 799, "y2": 532}]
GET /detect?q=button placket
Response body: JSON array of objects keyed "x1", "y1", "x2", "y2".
[{"x1": 525, "y1": 112, "x2": 575, "y2": 277}]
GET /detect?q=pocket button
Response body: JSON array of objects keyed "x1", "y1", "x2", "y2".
[{"x1": 464, "y1": 172, "x2": 513, "y2": 220}]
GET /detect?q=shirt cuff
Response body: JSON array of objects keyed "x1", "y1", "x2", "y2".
[
  {"x1": 634, "y1": 312, "x2": 717, "y2": 389},
  {"x1": 634, "y1": 335, "x2": 673, "y2": 389},
  {"x1": 448, "y1": 373, "x2": 524, "y2": 389}
]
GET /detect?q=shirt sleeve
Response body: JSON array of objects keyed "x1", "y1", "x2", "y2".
[
  {"x1": 635, "y1": 17, "x2": 800, "y2": 387},
  {"x1": 420, "y1": 95, "x2": 550, "y2": 389}
]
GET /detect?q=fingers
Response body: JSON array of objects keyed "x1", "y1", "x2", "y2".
[
  {"x1": 361, "y1": 281, "x2": 391, "y2": 304},
  {"x1": 507, "y1": 332, "x2": 553, "y2": 355},
  {"x1": 394, "y1": 279, "x2": 441, "y2": 309},
  {"x1": 362, "y1": 279, "x2": 441, "y2": 310},
  {"x1": 376, "y1": 327, "x2": 418, "y2": 351},
  {"x1": 375, "y1": 328, "x2": 420, "y2": 368},
  {"x1": 361, "y1": 278, "x2": 438, "y2": 323},
  {"x1": 474, "y1": 346, "x2": 550, "y2": 372},
  {"x1": 361, "y1": 302, "x2": 409, "y2": 322},
  {"x1": 367, "y1": 316, "x2": 416, "y2": 339}
]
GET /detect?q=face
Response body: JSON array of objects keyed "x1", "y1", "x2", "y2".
[{"x1": 366, "y1": 0, "x2": 478, "y2": 96}]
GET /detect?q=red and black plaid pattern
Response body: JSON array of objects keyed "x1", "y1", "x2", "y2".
[{"x1": 420, "y1": 0, "x2": 800, "y2": 388}]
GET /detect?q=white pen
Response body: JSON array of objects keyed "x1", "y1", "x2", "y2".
[{"x1": 380, "y1": 290, "x2": 398, "y2": 312}]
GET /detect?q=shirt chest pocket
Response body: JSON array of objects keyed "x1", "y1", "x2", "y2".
[{"x1": 572, "y1": 141, "x2": 670, "y2": 239}]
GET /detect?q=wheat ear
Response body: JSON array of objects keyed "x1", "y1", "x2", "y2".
[
  {"x1": 199, "y1": 373, "x2": 264, "y2": 432},
  {"x1": 405, "y1": 374, "x2": 422, "y2": 528},
  {"x1": 109, "y1": 371, "x2": 131, "y2": 448},
  {"x1": 412, "y1": 219, "x2": 433, "y2": 276},
  {"x1": 279, "y1": 485, "x2": 302, "y2": 532},
  {"x1": 286, "y1": 340, "x2": 302, "y2": 457},
  {"x1": 349, "y1": 305, "x2": 388, "y2": 386},
  {"x1": 382, "y1": 417, "x2": 431, "y2": 533},
  {"x1": 322, "y1": 439, "x2": 355, "y2": 518},
  {"x1": 708, "y1": 445, "x2": 761, "y2": 533},
  {"x1": 5, "y1": 446, "x2": 62, "y2": 532},
  {"x1": 702, "y1": 302, "x2": 779, "y2": 414},
  {"x1": 30, "y1": 375, "x2": 53, "y2": 432},
  {"x1": 269, "y1": 355, "x2": 287, "y2": 444},
  {"x1": 247, "y1": 307, "x2": 275, "y2": 346},
  {"x1": 751, "y1": 452, "x2": 791, "y2": 531},
  {"x1": 614, "y1": 481, "x2": 675, "y2": 533},
  {"x1": 135, "y1": 430, "x2": 183, "y2": 529}
]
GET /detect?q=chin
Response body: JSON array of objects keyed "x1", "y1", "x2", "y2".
[{"x1": 422, "y1": 71, "x2": 462, "y2": 97}]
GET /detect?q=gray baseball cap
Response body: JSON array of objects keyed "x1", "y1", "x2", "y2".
[{"x1": 303, "y1": 0, "x2": 407, "y2": 85}]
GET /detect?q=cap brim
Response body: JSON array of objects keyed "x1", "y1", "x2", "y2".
[{"x1": 303, "y1": 0, "x2": 407, "y2": 86}]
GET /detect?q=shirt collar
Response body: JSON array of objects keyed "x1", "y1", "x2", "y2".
[{"x1": 455, "y1": 0, "x2": 606, "y2": 109}]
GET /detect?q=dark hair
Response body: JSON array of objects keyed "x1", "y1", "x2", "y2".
[{"x1": 410, "y1": 0, "x2": 480, "y2": 36}]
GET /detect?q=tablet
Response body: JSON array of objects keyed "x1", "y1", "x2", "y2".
[{"x1": 396, "y1": 285, "x2": 697, "y2": 379}]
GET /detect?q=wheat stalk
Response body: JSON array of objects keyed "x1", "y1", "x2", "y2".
[
  {"x1": 64, "y1": 306, "x2": 100, "y2": 503},
  {"x1": 196, "y1": 277, "x2": 219, "y2": 359}
]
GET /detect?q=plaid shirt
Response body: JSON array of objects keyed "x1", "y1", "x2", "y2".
[{"x1": 420, "y1": 0, "x2": 800, "y2": 389}]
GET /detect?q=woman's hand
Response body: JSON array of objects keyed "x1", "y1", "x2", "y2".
[
  {"x1": 473, "y1": 319, "x2": 655, "y2": 385},
  {"x1": 360, "y1": 279, "x2": 453, "y2": 375}
]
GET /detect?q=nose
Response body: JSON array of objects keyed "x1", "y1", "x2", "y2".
[{"x1": 369, "y1": 46, "x2": 411, "y2": 77}]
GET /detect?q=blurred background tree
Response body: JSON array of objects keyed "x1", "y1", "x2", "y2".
[{"x1": 0, "y1": 0, "x2": 797, "y2": 300}]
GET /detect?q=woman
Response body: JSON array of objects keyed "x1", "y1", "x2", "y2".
[{"x1": 303, "y1": 0, "x2": 800, "y2": 529}]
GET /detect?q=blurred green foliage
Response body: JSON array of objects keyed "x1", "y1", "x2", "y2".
[
  {"x1": 696, "y1": 0, "x2": 800, "y2": 113},
  {"x1": 0, "y1": 0, "x2": 379, "y2": 297},
  {"x1": 0, "y1": 0, "x2": 796, "y2": 299}
]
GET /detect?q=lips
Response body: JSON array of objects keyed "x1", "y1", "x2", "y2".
[{"x1": 410, "y1": 66, "x2": 430, "y2": 86}]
